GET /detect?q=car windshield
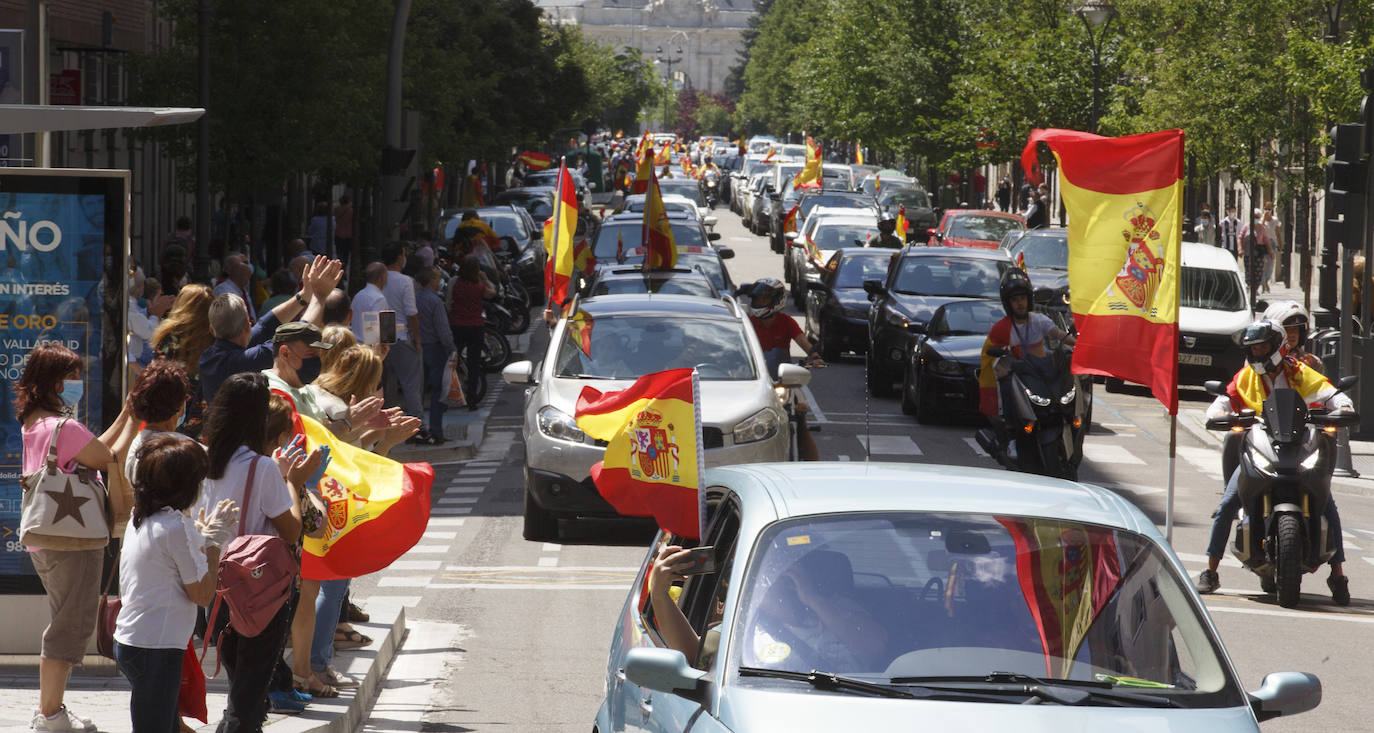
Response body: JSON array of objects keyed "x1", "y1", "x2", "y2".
[
  {"x1": 933, "y1": 300, "x2": 1003, "y2": 335},
  {"x1": 623, "y1": 198, "x2": 697, "y2": 217},
  {"x1": 659, "y1": 180, "x2": 705, "y2": 206},
  {"x1": 892, "y1": 256, "x2": 1006, "y2": 297},
  {"x1": 495, "y1": 191, "x2": 554, "y2": 220},
  {"x1": 731, "y1": 512, "x2": 1237, "y2": 705},
  {"x1": 591, "y1": 275, "x2": 716, "y2": 298},
  {"x1": 949, "y1": 215, "x2": 1023, "y2": 242},
  {"x1": 880, "y1": 189, "x2": 931, "y2": 209},
  {"x1": 800, "y1": 195, "x2": 872, "y2": 219},
  {"x1": 595, "y1": 222, "x2": 706, "y2": 258},
  {"x1": 812, "y1": 225, "x2": 877, "y2": 250},
  {"x1": 1182, "y1": 266, "x2": 1245, "y2": 311},
  {"x1": 619, "y1": 252, "x2": 726, "y2": 291},
  {"x1": 833, "y1": 254, "x2": 892, "y2": 289},
  {"x1": 1014, "y1": 232, "x2": 1068, "y2": 269},
  {"x1": 444, "y1": 213, "x2": 524, "y2": 242},
  {"x1": 554, "y1": 315, "x2": 755, "y2": 380},
  {"x1": 744, "y1": 160, "x2": 775, "y2": 176}
]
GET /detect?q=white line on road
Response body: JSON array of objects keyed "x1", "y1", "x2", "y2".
[
  {"x1": 1082, "y1": 443, "x2": 1146, "y2": 465},
  {"x1": 379, "y1": 577, "x2": 435, "y2": 588},
  {"x1": 388, "y1": 560, "x2": 443, "y2": 571},
  {"x1": 799, "y1": 385, "x2": 826, "y2": 423},
  {"x1": 963, "y1": 437, "x2": 989, "y2": 457},
  {"x1": 443, "y1": 565, "x2": 640, "y2": 572},
  {"x1": 1096, "y1": 481, "x2": 1165, "y2": 496},
  {"x1": 466, "y1": 460, "x2": 500, "y2": 466},
  {"x1": 425, "y1": 583, "x2": 627, "y2": 590},
  {"x1": 1097, "y1": 422, "x2": 1137, "y2": 429},
  {"x1": 1174, "y1": 552, "x2": 1242, "y2": 568},
  {"x1": 422, "y1": 531, "x2": 456, "y2": 540},
  {"x1": 449, "y1": 477, "x2": 490, "y2": 484},
  {"x1": 826, "y1": 411, "x2": 905, "y2": 418},
  {"x1": 427, "y1": 518, "x2": 467, "y2": 526},
  {"x1": 541, "y1": 543, "x2": 561, "y2": 552},
  {"x1": 857, "y1": 435, "x2": 922, "y2": 455},
  {"x1": 356, "y1": 595, "x2": 422, "y2": 609},
  {"x1": 537, "y1": 556, "x2": 559, "y2": 567},
  {"x1": 432, "y1": 507, "x2": 473, "y2": 516},
  {"x1": 460, "y1": 468, "x2": 498, "y2": 475},
  {"x1": 400, "y1": 546, "x2": 449, "y2": 554},
  {"x1": 445, "y1": 486, "x2": 484, "y2": 495},
  {"x1": 1205, "y1": 603, "x2": 1374, "y2": 625},
  {"x1": 439, "y1": 497, "x2": 478, "y2": 505},
  {"x1": 837, "y1": 455, "x2": 850, "y2": 461}
]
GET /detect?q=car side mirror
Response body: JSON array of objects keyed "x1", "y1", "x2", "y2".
[
  {"x1": 1249, "y1": 672, "x2": 1321, "y2": 722},
  {"x1": 501, "y1": 360, "x2": 536, "y2": 386},
  {"x1": 717, "y1": 246, "x2": 735, "y2": 259},
  {"x1": 927, "y1": 228, "x2": 940, "y2": 239},
  {"x1": 623, "y1": 647, "x2": 707, "y2": 703},
  {"x1": 906, "y1": 321, "x2": 926, "y2": 334},
  {"x1": 862, "y1": 279, "x2": 884, "y2": 296},
  {"x1": 777, "y1": 363, "x2": 812, "y2": 388},
  {"x1": 708, "y1": 232, "x2": 722, "y2": 241},
  {"x1": 784, "y1": 232, "x2": 799, "y2": 242},
  {"x1": 704, "y1": 216, "x2": 718, "y2": 227}
]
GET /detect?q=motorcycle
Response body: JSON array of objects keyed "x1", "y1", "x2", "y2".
[
  {"x1": 701, "y1": 169, "x2": 721, "y2": 208},
  {"x1": 974, "y1": 343, "x2": 1089, "y2": 480},
  {"x1": 1203, "y1": 377, "x2": 1358, "y2": 607}
]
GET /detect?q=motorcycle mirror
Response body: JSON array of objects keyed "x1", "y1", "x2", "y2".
[
  {"x1": 985, "y1": 346, "x2": 1009, "y2": 358},
  {"x1": 1202, "y1": 379, "x2": 1226, "y2": 397},
  {"x1": 1336, "y1": 375, "x2": 1358, "y2": 392}
]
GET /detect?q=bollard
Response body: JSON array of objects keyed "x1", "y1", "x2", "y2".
[{"x1": 1335, "y1": 427, "x2": 1361, "y2": 478}]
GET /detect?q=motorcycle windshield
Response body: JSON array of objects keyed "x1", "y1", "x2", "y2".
[{"x1": 1263, "y1": 388, "x2": 1307, "y2": 444}]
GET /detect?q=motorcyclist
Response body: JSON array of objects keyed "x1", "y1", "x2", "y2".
[
  {"x1": 872, "y1": 214, "x2": 904, "y2": 249},
  {"x1": 1195, "y1": 319, "x2": 1352, "y2": 604},
  {"x1": 740, "y1": 278, "x2": 823, "y2": 461},
  {"x1": 1263, "y1": 300, "x2": 1322, "y2": 370},
  {"x1": 979, "y1": 269, "x2": 1075, "y2": 457}
]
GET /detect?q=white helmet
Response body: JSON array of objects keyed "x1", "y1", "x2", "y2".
[{"x1": 1262, "y1": 300, "x2": 1309, "y2": 349}]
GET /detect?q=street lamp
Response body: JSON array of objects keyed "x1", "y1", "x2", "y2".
[
  {"x1": 655, "y1": 38, "x2": 684, "y2": 130},
  {"x1": 1076, "y1": 0, "x2": 1118, "y2": 134}
]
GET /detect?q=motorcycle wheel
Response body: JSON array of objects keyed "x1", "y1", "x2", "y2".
[
  {"x1": 1275, "y1": 513, "x2": 1303, "y2": 608},
  {"x1": 503, "y1": 301, "x2": 531, "y2": 335},
  {"x1": 482, "y1": 326, "x2": 512, "y2": 372}
]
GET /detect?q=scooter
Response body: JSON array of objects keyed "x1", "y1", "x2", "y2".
[
  {"x1": 974, "y1": 344, "x2": 1088, "y2": 480},
  {"x1": 1203, "y1": 378, "x2": 1358, "y2": 607},
  {"x1": 701, "y1": 169, "x2": 721, "y2": 208}
]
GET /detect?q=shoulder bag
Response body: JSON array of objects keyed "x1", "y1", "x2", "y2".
[{"x1": 19, "y1": 418, "x2": 111, "y2": 549}]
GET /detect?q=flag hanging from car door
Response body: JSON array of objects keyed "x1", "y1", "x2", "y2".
[
  {"x1": 1021, "y1": 128, "x2": 1184, "y2": 414},
  {"x1": 575, "y1": 368, "x2": 704, "y2": 539}
]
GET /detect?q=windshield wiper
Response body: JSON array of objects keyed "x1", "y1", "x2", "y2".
[
  {"x1": 738, "y1": 667, "x2": 1015, "y2": 704},
  {"x1": 559, "y1": 373, "x2": 616, "y2": 380},
  {"x1": 889, "y1": 671, "x2": 1180, "y2": 708}
]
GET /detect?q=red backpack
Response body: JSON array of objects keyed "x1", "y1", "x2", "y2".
[{"x1": 202, "y1": 456, "x2": 297, "y2": 674}]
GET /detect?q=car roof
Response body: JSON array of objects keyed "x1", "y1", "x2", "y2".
[
  {"x1": 707, "y1": 462, "x2": 1150, "y2": 534},
  {"x1": 597, "y1": 266, "x2": 709, "y2": 279},
  {"x1": 832, "y1": 247, "x2": 892, "y2": 257},
  {"x1": 1182, "y1": 241, "x2": 1242, "y2": 271},
  {"x1": 946, "y1": 209, "x2": 1023, "y2": 220},
  {"x1": 901, "y1": 246, "x2": 1011, "y2": 261},
  {"x1": 579, "y1": 293, "x2": 740, "y2": 319}
]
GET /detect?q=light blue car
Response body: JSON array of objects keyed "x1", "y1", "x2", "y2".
[{"x1": 594, "y1": 462, "x2": 1321, "y2": 732}]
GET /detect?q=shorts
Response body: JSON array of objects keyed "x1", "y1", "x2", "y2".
[{"x1": 31, "y1": 547, "x2": 105, "y2": 664}]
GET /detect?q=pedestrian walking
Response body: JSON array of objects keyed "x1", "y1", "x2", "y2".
[
  {"x1": 1218, "y1": 204, "x2": 1241, "y2": 259},
  {"x1": 1193, "y1": 205, "x2": 1216, "y2": 246},
  {"x1": 1240, "y1": 208, "x2": 1276, "y2": 295},
  {"x1": 1023, "y1": 188, "x2": 1047, "y2": 229},
  {"x1": 995, "y1": 177, "x2": 1011, "y2": 212}
]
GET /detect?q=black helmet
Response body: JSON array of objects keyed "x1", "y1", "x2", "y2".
[
  {"x1": 999, "y1": 268, "x2": 1033, "y2": 315},
  {"x1": 744, "y1": 278, "x2": 785, "y2": 319},
  {"x1": 1240, "y1": 319, "x2": 1286, "y2": 375},
  {"x1": 878, "y1": 212, "x2": 896, "y2": 231}
]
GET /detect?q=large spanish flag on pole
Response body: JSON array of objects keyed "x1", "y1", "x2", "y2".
[
  {"x1": 793, "y1": 135, "x2": 823, "y2": 190},
  {"x1": 518, "y1": 151, "x2": 552, "y2": 171},
  {"x1": 1022, "y1": 128, "x2": 1184, "y2": 414},
  {"x1": 298, "y1": 415, "x2": 434, "y2": 580},
  {"x1": 632, "y1": 146, "x2": 655, "y2": 195},
  {"x1": 642, "y1": 170, "x2": 678, "y2": 270},
  {"x1": 575, "y1": 368, "x2": 705, "y2": 539},
  {"x1": 543, "y1": 159, "x2": 579, "y2": 310}
]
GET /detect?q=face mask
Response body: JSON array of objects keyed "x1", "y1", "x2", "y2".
[
  {"x1": 749, "y1": 306, "x2": 772, "y2": 319},
  {"x1": 1200, "y1": 218, "x2": 1210, "y2": 225},
  {"x1": 60, "y1": 379, "x2": 84, "y2": 410}
]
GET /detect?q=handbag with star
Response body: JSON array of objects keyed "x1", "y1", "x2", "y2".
[{"x1": 20, "y1": 418, "x2": 112, "y2": 549}]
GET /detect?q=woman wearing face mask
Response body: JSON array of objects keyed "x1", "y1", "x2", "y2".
[{"x1": 17, "y1": 343, "x2": 135, "y2": 732}]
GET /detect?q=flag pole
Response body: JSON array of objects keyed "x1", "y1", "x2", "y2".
[
  {"x1": 1166, "y1": 412, "x2": 1177, "y2": 542},
  {"x1": 692, "y1": 369, "x2": 706, "y2": 540}
]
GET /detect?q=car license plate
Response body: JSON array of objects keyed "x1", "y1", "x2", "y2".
[{"x1": 1178, "y1": 352, "x2": 1212, "y2": 366}]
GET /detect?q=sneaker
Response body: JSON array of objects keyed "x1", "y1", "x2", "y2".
[
  {"x1": 316, "y1": 665, "x2": 360, "y2": 688},
  {"x1": 31, "y1": 705, "x2": 96, "y2": 732},
  {"x1": 268, "y1": 690, "x2": 307, "y2": 714},
  {"x1": 289, "y1": 688, "x2": 313, "y2": 704},
  {"x1": 1195, "y1": 569, "x2": 1220, "y2": 594},
  {"x1": 1328, "y1": 574, "x2": 1351, "y2": 606}
]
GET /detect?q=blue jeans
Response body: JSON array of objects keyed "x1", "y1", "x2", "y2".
[
  {"x1": 114, "y1": 641, "x2": 185, "y2": 733},
  {"x1": 422, "y1": 344, "x2": 450, "y2": 438},
  {"x1": 1206, "y1": 468, "x2": 1346, "y2": 565},
  {"x1": 311, "y1": 578, "x2": 350, "y2": 672}
]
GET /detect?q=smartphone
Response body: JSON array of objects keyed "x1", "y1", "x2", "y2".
[
  {"x1": 679, "y1": 546, "x2": 716, "y2": 575},
  {"x1": 378, "y1": 310, "x2": 397, "y2": 344}
]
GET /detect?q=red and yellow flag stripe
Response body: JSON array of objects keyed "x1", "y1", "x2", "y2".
[
  {"x1": 643, "y1": 170, "x2": 678, "y2": 270},
  {"x1": 543, "y1": 160, "x2": 579, "y2": 309}
]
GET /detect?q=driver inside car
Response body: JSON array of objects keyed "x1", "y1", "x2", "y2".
[{"x1": 1195, "y1": 319, "x2": 1352, "y2": 604}]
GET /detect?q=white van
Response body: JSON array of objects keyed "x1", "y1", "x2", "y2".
[{"x1": 1177, "y1": 240, "x2": 1251, "y2": 385}]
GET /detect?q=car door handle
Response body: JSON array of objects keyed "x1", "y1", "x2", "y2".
[{"x1": 638, "y1": 696, "x2": 653, "y2": 716}]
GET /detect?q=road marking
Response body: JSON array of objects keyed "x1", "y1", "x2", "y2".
[
  {"x1": 799, "y1": 385, "x2": 827, "y2": 423},
  {"x1": 963, "y1": 437, "x2": 989, "y2": 457},
  {"x1": 729, "y1": 236, "x2": 753, "y2": 243},
  {"x1": 1098, "y1": 422, "x2": 1137, "y2": 429},
  {"x1": 439, "y1": 497, "x2": 478, "y2": 505},
  {"x1": 356, "y1": 595, "x2": 421, "y2": 608},
  {"x1": 425, "y1": 583, "x2": 626, "y2": 590},
  {"x1": 827, "y1": 420, "x2": 915, "y2": 428},
  {"x1": 837, "y1": 455, "x2": 850, "y2": 461},
  {"x1": 1205, "y1": 603, "x2": 1374, "y2": 625},
  {"x1": 1082, "y1": 443, "x2": 1145, "y2": 465},
  {"x1": 445, "y1": 486, "x2": 484, "y2": 495},
  {"x1": 400, "y1": 546, "x2": 449, "y2": 554},
  {"x1": 1175, "y1": 446, "x2": 1223, "y2": 479},
  {"x1": 1096, "y1": 481, "x2": 1165, "y2": 496},
  {"x1": 461, "y1": 468, "x2": 498, "y2": 475},
  {"x1": 467, "y1": 460, "x2": 500, "y2": 466},
  {"x1": 537, "y1": 556, "x2": 559, "y2": 567},
  {"x1": 449, "y1": 477, "x2": 490, "y2": 484},
  {"x1": 432, "y1": 507, "x2": 473, "y2": 516},
  {"x1": 443, "y1": 565, "x2": 640, "y2": 572},
  {"x1": 1174, "y1": 551, "x2": 1242, "y2": 568},
  {"x1": 541, "y1": 543, "x2": 561, "y2": 552},
  {"x1": 857, "y1": 435, "x2": 921, "y2": 455},
  {"x1": 388, "y1": 560, "x2": 443, "y2": 571},
  {"x1": 427, "y1": 518, "x2": 467, "y2": 527},
  {"x1": 379, "y1": 577, "x2": 435, "y2": 588},
  {"x1": 826, "y1": 411, "x2": 906, "y2": 418},
  {"x1": 422, "y1": 531, "x2": 456, "y2": 540}
]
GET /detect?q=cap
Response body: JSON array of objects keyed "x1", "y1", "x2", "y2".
[{"x1": 272, "y1": 321, "x2": 332, "y2": 348}]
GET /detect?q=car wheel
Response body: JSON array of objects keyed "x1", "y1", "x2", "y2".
[
  {"x1": 783, "y1": 251, "x2": 794, "y2": 284},
  {"x1": 820, "y1": 321, "x2": 841, "y2": 362},
  {"x1": 900, "y1": 362, "x2": 918, "y2": 416},
  {"x1": 522, "y1": 486, "x2": 558, "y2": 542},
  {"x1": 791, "y1": 279, "x2": 806, "y2": 309},
  {"x1": 866, "y1": 350, "x2": 895, "y2": 397},
  {"x1": 913, "y1": 370, "x2": 937, "y2": 424}
]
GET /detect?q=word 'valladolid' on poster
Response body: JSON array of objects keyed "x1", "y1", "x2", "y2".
[{"x1": 0, "y1": 169, "x2": 127, "y2": 594}]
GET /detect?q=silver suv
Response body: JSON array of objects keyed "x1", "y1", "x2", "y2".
[{"x1": 502, "y1": 294, "x2": 808, "y2": 540}]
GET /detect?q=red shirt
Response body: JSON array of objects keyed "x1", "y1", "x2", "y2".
[
  {"x1": 749, "y1": 313, "x2": 802, "y2": 352},
  {"x1": 448, "y1": 279, "x2": 486, "y2": 327}
]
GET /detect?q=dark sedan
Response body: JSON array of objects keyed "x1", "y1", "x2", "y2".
[
  {"x1": 491, "y1": 186, "x2": 555, "y2": 222},
  {"x1": 900, "y1": 299, "x2": 1002, "y2": 423},
  {"x1": 803, "y1": 248, "x2": 894, "y2": 359},
  {"x1": 863, "y1": 247, "x2": 1012, "y2": 396},
  {"x1": 1002, "y1": 227, "x2": 1070, "y2": 313},
  {"x1": 877, "y1": 187, "x2": 937, "y2": 241}
]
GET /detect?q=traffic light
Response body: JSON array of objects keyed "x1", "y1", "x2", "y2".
[{"x1": 1330, "y1": 123, "x2": 1366, "y2": 195}]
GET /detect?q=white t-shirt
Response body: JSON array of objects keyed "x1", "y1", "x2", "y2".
[
  {"x1": 197, "y1": 446, "x2": 294, "y2": 538},
  {"x1": 1007, "y1": 313, "x2": 1056, "y2": 355},
  {"x1": 380, "y1": 270, "x2": 418, "y2": 341},
  {"x1": 115, "y1": 508, "x2": 208, "y2": 649},
  {"x1": 350, "y1": 283, "x2": 391, "y2": 343}
]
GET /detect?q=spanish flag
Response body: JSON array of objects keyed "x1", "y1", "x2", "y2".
[
  {"x1": 1022, "y1": 128, "x2": 1184, "y2": 413},
  {"x1": 855, "y1": 140, "x2": 864, "y2": 166},
  {"x1": 297, "y1": 415, "x2": 434, "y2": 580},
  {"x1": 654, "y1": 145, "x2": 672, "y2": 167},
  {"x1": 996, "y1": 517, "x2": 1122, "y2": 677},
  {"x1": 568, "y1": 307, "x2": 594, "y2": 356},
  {"x1": 793, "y1": 135, "x2": 823, "y2": 190},
  {"x1": 543, "y1": 159, "x2": 579, "y2": 309},
  {"x1": 518, "y1": 151, "x2": 552, "y2": 171},
  {"x1": 636, "y1": 132, "x2": 653, "y2": 162},
  {"x1": 632, "y1": 146, "x2": 655, "y2": 195},
  {"x1": 458, "y1": 217, "x2": 501, "y2": 250},
  {"x1": 643, "y1": 170, "x2": 677, "y2": 270},
  {"x1": 896, "y1": 205, "x2": 909, "y2": 244},
  {"x1": 762, "y1": 147, "x2": 776, "y2": 164},
  {"x1": 573, "y1": 236, "x2": 597, "y2": 277},
  {"x1": 782, "y1": 203, "x2": 799, "y2": 235},
  {"x1": 575, "y1": 368, "x2": 704, "y2": 539},
  {"x1": 680, "y1": 154, "x2": 697, "y2": 180}
]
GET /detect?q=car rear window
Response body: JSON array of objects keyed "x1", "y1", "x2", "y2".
[
  {"x1": 949, "y1": 215, "x2": 1023, "y2": 242},
  {"x1": 892, "y1": 256, "x2": 1006, "y2": 298},
  {"x1": 595, "y1": 222, "x2": 706, "y2": 258},
  {"x1": 554, "y1": 315, "x2": 756, "y2": 381}
]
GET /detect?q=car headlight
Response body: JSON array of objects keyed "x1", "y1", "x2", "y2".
[
  {"x1": 1059, "y1": 384, "x2": 1077, "y2": 405},
  {"x1": 733, "y1": 408, "x2": 780, "y2": 444},
  {"x1": 884, "y1": 307, "x2": 909, "y2": 328},
  {"x1": 929, "y1": 359, "x2": 962, "y2": 376},
  {"x1": 1025, "y1": 389, "x2": 1052, "y2": 407},
  {"x1": 537, "y1": 405, "x2": 587, "y2": 444}
]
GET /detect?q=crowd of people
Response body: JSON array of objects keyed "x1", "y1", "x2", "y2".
[{"x1": 21, "y1": 201, "x2": 518, "y2": 731}]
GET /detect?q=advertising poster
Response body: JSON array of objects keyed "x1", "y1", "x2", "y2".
[{"x1": 0, "y1": 169, "x2": 127, "y2": 594}]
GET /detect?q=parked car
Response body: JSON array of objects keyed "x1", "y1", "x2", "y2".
[
  {"x1": 786, "y1": 210, "x2": 880, "y2": 308},
  {"x1": 596, "y1": 461, "x2": 1322, "y2": 733},
  {"x1": 803, "y1": 248, "x2": 894, "y2": 359},
  {"x1": 864, "y1": 247, "x2": 1013, "y2": 396},
  {"x1": 744, "y1": 170, "x2": 777, "y2": 234},
  {"x1": 585, "y1": 266, "x2": 719, "y2": 299},
  {"x1": 501, "y1": 294, "x2": 809, "y2": 540},
  {"x1": 928, "y1": 209, "x2": 1026, "y2": 249}
]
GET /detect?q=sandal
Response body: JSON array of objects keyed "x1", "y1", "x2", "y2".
[
  {"x1": 333, "y1": 628, "x2": 373, "y2": 649},
  {"x1": 293, "y1": 673, "x2": 339, "y2": 699},
  {"x1": 346, "y1": 602, "x2": 369, "y2": 623}
]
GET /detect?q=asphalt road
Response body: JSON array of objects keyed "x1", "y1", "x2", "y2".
[{"x1": 347, "y1": 204, "x2": 1374, "y2": 731}]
